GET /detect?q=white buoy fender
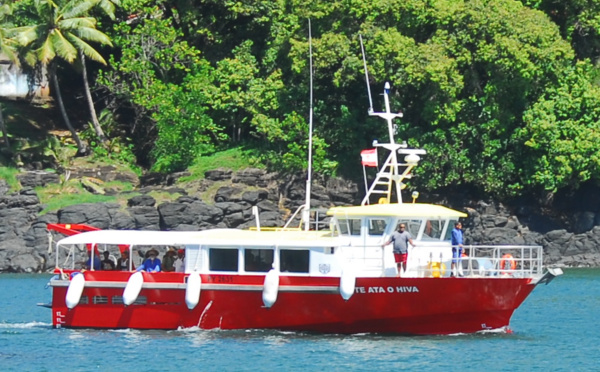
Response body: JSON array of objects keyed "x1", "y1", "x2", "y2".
[
  {"x1": 262, "y1": 269, "x2": 280, "y2": 308},
  {"x1": 65, "y1": 272, "x2": 86, "y2": 309},
  {"x1": 123, "y1": 271, "x2": 144, "y2": 306},
  {"x1": 185, "y1": 272, "x2": 202, "y2": 310},
  {"x1": 339, "y1": 267, "x2": 356, "y2": 301}
]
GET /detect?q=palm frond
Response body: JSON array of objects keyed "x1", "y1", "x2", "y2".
[
  {"x1": 13, "y1": 26, "x2": 40, "y2": 47},
  {"x1": 0, "y1": 4, "x2": 12, "y2": 18},
  {"x1": 59, "y1": 17, "x2": 97, "y2": 31},
  {"x1": 37, "y1": 35, "x2": 57, "y2": 65},
  {"x1": 98, "y1": 0, "x2": 117, "y2": 20},
  {"x1": 49, "y1": 30, "x2": 78, "y2": 63},
  {"x1": 62, "y1": 0, "x2": 100, "y2": 19},
  {"x1": 72, "y1": 26, "x2": 112, "y2": 46},
  {"x1": 68, "y1": 34, "x2": 107, "y2": 64}
]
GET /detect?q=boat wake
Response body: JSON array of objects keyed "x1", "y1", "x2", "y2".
[
  {"x1": 0, "y1": 321, "x2": 51, "y2": 329},
  {"x1": 447, "y1": 326, "x2": 512, "y2": 337}
]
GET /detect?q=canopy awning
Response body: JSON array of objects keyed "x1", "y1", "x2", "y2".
[{"x1": 327, "y1": 203, "x2": 468, "y2": 218}]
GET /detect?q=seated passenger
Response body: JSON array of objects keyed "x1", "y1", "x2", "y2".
[
  {"x1": 174, "y1": 249, "x2": 185, "y2": 272},
  {"x1": 80, "y1": 250, "x2": 101, "y2": 271},
  {"x1": 162, "y1": 247, "x2": 177, "y2": 272},
  {"x1": 101, "y1": 251, "x2": 115, "y2": 270},
  {"x1": 137, "y1": 248, "x2": 161, "y2": 272},
  {"x1": 116, "y1": 250, "x2": 135, "y2": 271}
]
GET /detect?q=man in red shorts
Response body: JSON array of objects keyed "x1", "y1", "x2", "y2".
[{"x1": 382, "y1": 223, "x2": 415, "y2": 276}]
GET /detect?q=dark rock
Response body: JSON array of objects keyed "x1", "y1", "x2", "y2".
[
  {"x1": 139, "y1": 172, "x2": 167, "y2": 186},
  {"x1": 57, "y1": 203, "x2": 117, "y2": 229},
  {"x1": 215, "y1": 202, "x2": 244, "y2": 215},
  {"x1": 257, "y1": 200, "x2": 279, "y2": 212},
  {"x1": 127, "y1": 206, "x2": 160, "y2": 230},
  {"x1": 233, "y1": 168, "x2": 267, "y2": 186},
  {"x1": 166, "y1": 171, "x2": 191, "y2": 185},
  {"x1": 223, "y1": 212, "x2": 246, "y2": 227},
  {"x1": 573, "y1": 211, "x2": 596, "y2": 234},
  {"x1": 158, "y1": 202, "x2": 194, "y2": 229},
  {"x1": 176, "y1": 195, "x2": 200, "y2": 204},
  {"x1": 242, "y1": 190, "x2": 269, "y2": 204},
  {"x1": 128, "y1": 194, "x2": 156, "y2": 207},
  {"x1": 214, "y1": 186, "x2": 243, "y2": 202},
  {"x1": 205, "y1": 168, "x2": 233, "y2": 181},
  {"x1": 327, "y1": 177, "x2": 358, "y2": 204},
  {"x1": 0, "y1": 179, "x2": 10, "y2": 196},
  {"x1": 16, "y1": 171, "x2": 60, "y2": 188},
  {"x1": 109, "y1": 211, "x2": 136, "y2": 230}
]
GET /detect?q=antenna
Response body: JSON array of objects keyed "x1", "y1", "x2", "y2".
[
  {"x1": 302, "y1": 19, "x2": 314, "y2": 231},
  {"x1": 359, "y1": 34, "x2": 374, "y2": 112}
]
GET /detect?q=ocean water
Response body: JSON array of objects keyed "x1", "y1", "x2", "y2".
[{"x1": 0, "y1": 269, "x2": 598, "y2": 372}]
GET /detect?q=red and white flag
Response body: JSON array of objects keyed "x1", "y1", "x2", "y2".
[{"x1": 360, "y1": 148, "x2": 378, "y2": 167}]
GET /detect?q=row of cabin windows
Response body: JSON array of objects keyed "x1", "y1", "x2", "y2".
[
  {"x1": 209, "y1": 248, "x2": 309, "y2": 273},
  {"x1": 337, "y1": 218, "x2": 388, "y2": 236},
  {"x1": 336, "y1": 218, "x2": 456, "y2": 241},
  {"x1": 79, "y1": 296, "x2": 147, "y2": 305}
]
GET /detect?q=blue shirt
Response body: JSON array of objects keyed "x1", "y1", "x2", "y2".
[
  {"x1": 138, "y1": 258, "x2": 161, "y2": 272},
  {"x1": 451, "y1": 227, "x2": 463, "y2": 247},
  {"x1": 86, "y1": 255, "x2": 101, "y2": 270}
]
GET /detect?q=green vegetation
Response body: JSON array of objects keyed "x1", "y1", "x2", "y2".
[
  {"x1": 0, "y1": 166, "x2": 20, "y2": 191},
  {"x1": 180, "y1": 147, "x2": 262, "y2": 182},
  {"x1": 3, "y1": 0, "x2": 600, "y2": 203},
  {"x1": 36, "y1": 181, "x2": 117, "y2": 214}
]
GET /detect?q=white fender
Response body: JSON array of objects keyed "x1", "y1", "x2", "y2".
[
  {"x1": 185, "y1": 272, "x2": 202, "y2": 310},
  {"x1": 339, "y1": 266, "x2": 356, "y2": 301},
  {"x1": 65, "y1": 272, "x2": 85, "y2": 309},
  {"x1": 262, "y1": 269, "x2": 280, "y2": 308},
  {"x1": 123, "y1": 271, "x2": 144, "y2": 306}
]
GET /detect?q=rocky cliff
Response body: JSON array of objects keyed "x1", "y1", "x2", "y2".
[{"x1": 0, "y1": 168, "x2": 597, "y2": 273}]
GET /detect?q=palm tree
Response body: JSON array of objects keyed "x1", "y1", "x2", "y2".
[
  {"x1": 0, "y1": 4, "x2": 19, "y2": 150},
  {"x1": 15, "y1": 0, "x2": 113, "y2": 155},
  {"x1": 81, "y1": 0, "x2": 120, "y2": 143}
]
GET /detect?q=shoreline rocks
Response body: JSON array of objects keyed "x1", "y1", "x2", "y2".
[{"x1": 0, "y1": 169, "x2": 598, "y2": 273}]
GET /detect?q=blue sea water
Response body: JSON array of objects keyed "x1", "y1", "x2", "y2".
[{"x1": 0, "y1": 269, "x2": 598, "y2": 372}]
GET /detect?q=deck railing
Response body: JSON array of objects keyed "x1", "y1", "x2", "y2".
[{"x1": 342, "y1": 243, "x2": 545, "y2": 278}]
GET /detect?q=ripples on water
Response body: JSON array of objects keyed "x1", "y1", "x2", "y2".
[{"x1": 0, "y1": 270, "x2": 598, "y2": 371}]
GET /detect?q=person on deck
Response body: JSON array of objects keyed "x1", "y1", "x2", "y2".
[
  {"x1": 451, "y1": 222, "x2": 464, "y2": 277},
  {"x1": 382, "y1": 223, "x2": 415, "y2": 275},
  {"x1": 174, "y1": 249, "x2": 185, "y2": 273},
  {"x1": 82, "y1": 249, "x2": 101, "y2": 271},
  {"x1": 116, "y1": 250, "x2": 134, "y2": 271},
  {"x1": 101, "y1": 251, "x2": 115, "y2": 270},
  {"x1": 137, "y1": 248, "x2": 161, "y2": 272},
  {"x1": 162, "y1": 247, "x2": 177, "y2": 272}
]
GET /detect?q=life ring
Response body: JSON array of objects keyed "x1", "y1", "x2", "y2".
[
  {"x1": 429, "y1": 261, "x2": 446, "y2": 278},
  {"x1": 500, "y1": 254, "x2": 516, "y2": 274}
]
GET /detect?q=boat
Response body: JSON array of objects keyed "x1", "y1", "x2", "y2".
[{"x1": 44, "y1": 81, "x2": 562, "y2": 334}]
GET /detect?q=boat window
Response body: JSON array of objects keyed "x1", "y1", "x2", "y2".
[
  {"x1": 112, "y1": 296, "x2": 123, "y2": 305},
  {"x1": 244, "y1": 248, "x2": 274, "y2": 272},
  {"x1": 445, "y1": 219, "x2": 458, "y2": 240},
  {"x1": 337, "y1": 219, "x2": 362, "y2": 236},
  {"x1": 133, "y1": 296, "x2": 147, "y2": 305},
  {"x1": 209, "y1": 248, "x2": 239, "y2": 272},
  {"x1": 280, "y1": 249, "x2": 309, "y2": 273},
  {"x1": 79, "y1": 296, "x2": 88, "y2": 305},
  {"x1": 368, "y1": 219, "x2": 387, "y2": 236},
  {"x1": 421, "y1": 219, "x2": 444, "y2": 241},
  {"x1": 93, "y1": 296, "x2": 108, "y2": 305},
  {"x1": 397, "y1": 219, "x2": 421, "y2": 237}
]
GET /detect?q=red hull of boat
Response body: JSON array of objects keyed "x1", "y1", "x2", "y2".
[{"x1": 51, "y1": 271, "x2": 535, "y2": 334}]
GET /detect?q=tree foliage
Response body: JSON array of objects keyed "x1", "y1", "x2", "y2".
[{"x1": 5, "y1": 0, "x2": 600, "y2": 200}]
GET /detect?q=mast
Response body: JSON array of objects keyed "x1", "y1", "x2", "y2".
[
  {"x1": 360, "y1": 84, "x2": 426, "y2": 205},
  {"x1": 302, "y1": 19, "x2": 314, "y2": 231}
]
